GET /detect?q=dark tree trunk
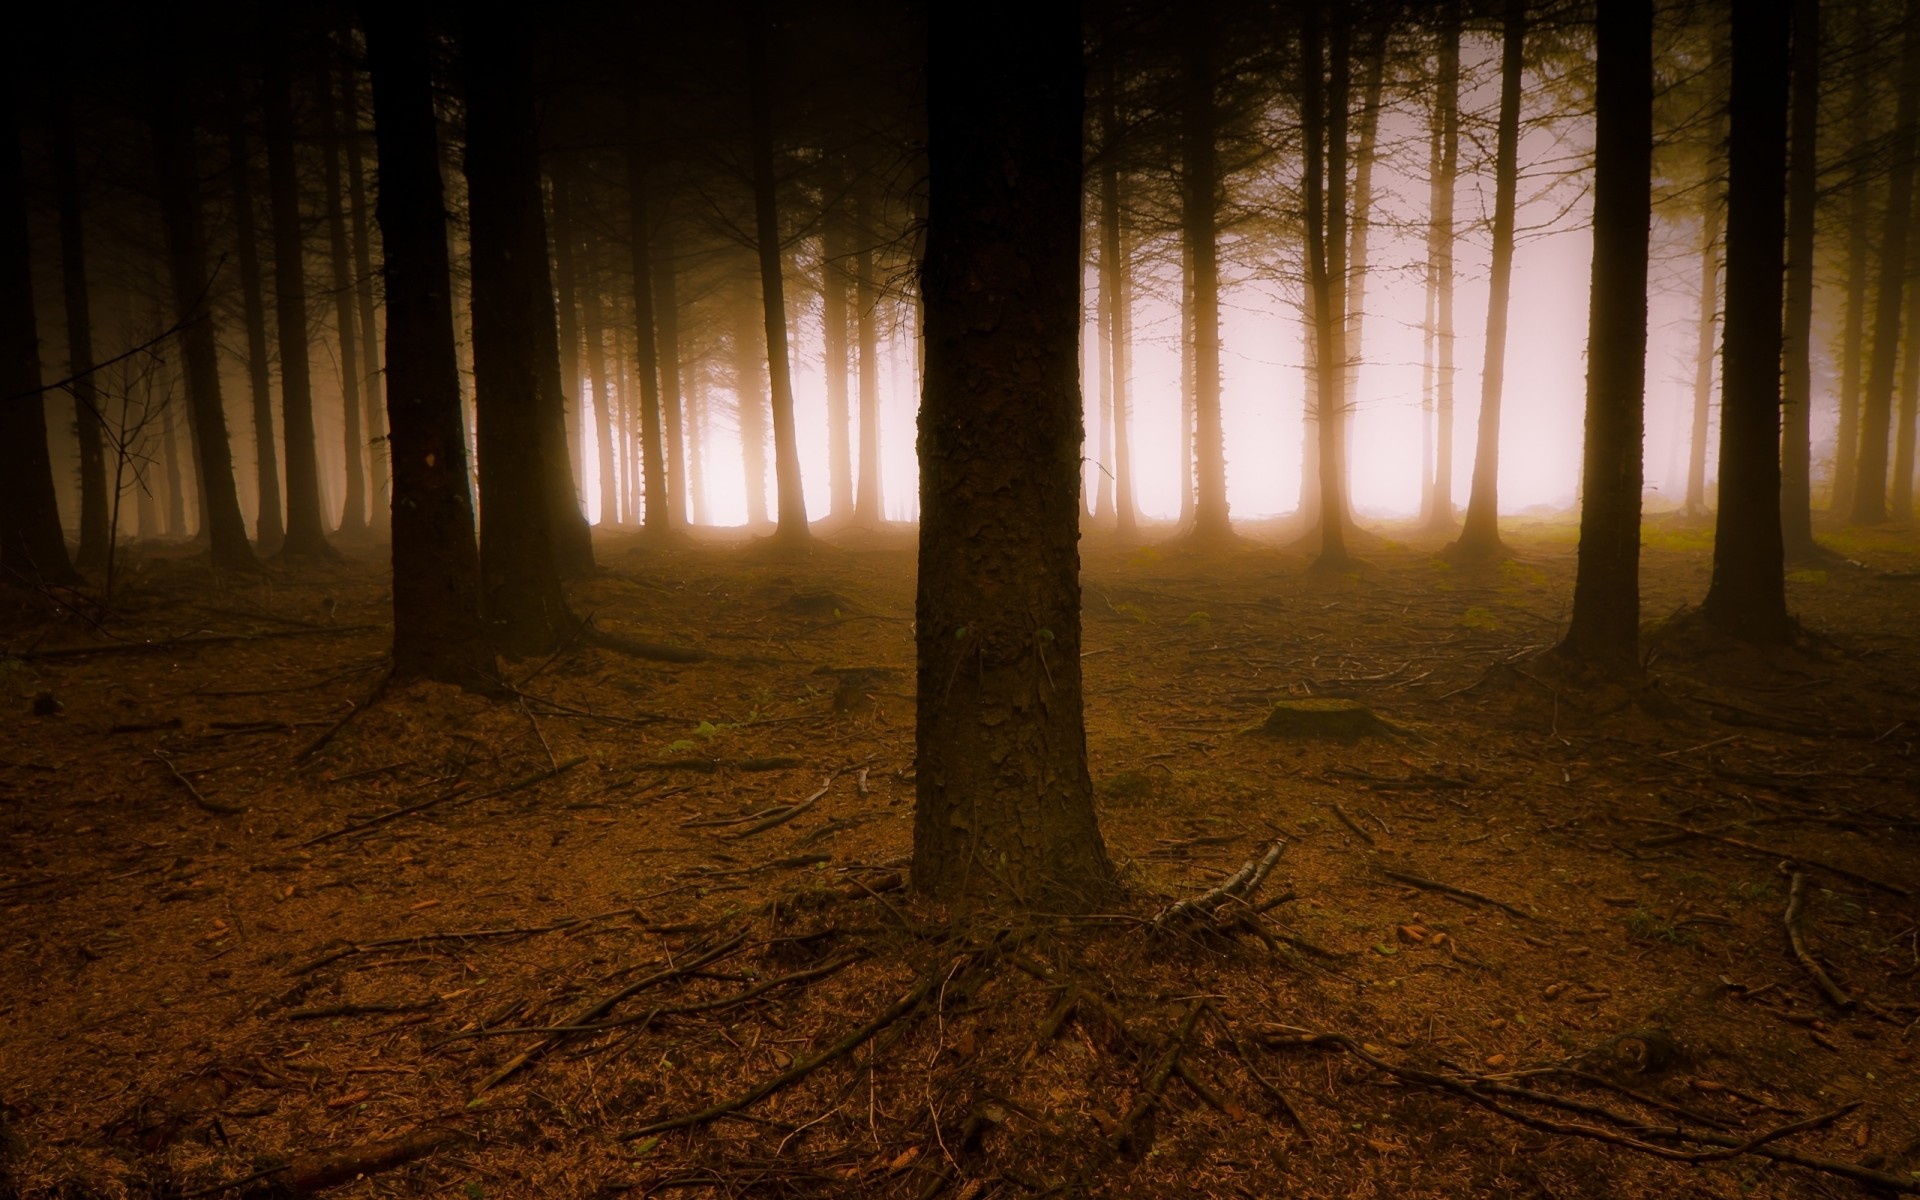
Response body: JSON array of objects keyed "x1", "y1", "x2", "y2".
[
  {"x1": 0, "y1": 85, "x2": 79, "y2": 584},
  {"x1": 161, "y1": 382, "x2": 188, "y2": 537},
  {"x1": 1302, "y1": 3, "x2": 1352, "y2": 568},
  {"x1": 914, "y1": 0, "x2": 1112, "y2": 908},
  {"x1": 1180, "y1": 253, "x2": 1196, "y2": 527},
  {"x1": 688, "y1": 376, "x2": 708, "y2": 525},
  {"x1": 1098, "y1": 76, "x2": 1136, "y2": 539},
  {"x1": 151, "y1": 88, "x2": 258, "y2": 571},
  {"x1": 364, "y1": 5, "x2": 492, "y2": 686},
  {"x1": 1831, "y1": 5, "x2": 1876, "y2": 516},
  {"x1": 1685, "y1": 199, "x2": 1721, "y2": 517},
  {"x1": 317, "y1": 58, "x2": 367, "y2": 536},
  {"x1": 1781, "y1": 0, "x2": 1820, "y2": 554},
  {"x1": 1453, "y1": 0, "x2": 1524, "y2": 560},
  {"x1": 1852, "y1": 0, "x2": 1920, "y2": 525},
  {"x1": 747, "y1": 17, "x2": 811, "y2": 545},
  {"x1": 1420, "y1": 80, "x2": 1440, "y2": 523},
  {"x1": 1896, "y1": 233, "x2": 1920, "y2": 520},
  {"x1": 1560, "y1": 0, "x2": 1652, "y2": 668},
  {"x1": 225, "y1": 80, "x2": 284, "y2": 553},
  {"x1": 822, "y1": 163, "x2": 854, "y2": 522},
  {"x1": 340, "y1": 40, "x2": 388, "y2": 529},
  {"x1": 550, "y1": 160, "x2": 586, "y2": 489},
  {"x1": 1701, "y1": 0, "x2": 1792, "y2": 640},
  {"x1": 1183, "y1": 8, "x2": 1229, "y2": 540},
  {"x1": 623, "y1": 140, "x2": 669, "y2": 539},
  {"x1": 1342, "y1": 26, "x2": 1387, "y2": 457},
  {"x1": 581, "y1": 232, "x2": 618, "y2": 525},
  {"x1": 852, "y1": 186, "x2": 883, "y2": 526},
  {"x1": 1424, "y1": 0, "x2": 1460, "y2": 533},
  {"x1": 264, "y1": 26, "x2": 333, "y2": 556},
  {"x1": 1092, "y1": 210, "x2": 1114, "y2": 524},
  {"x1": 50, "y1": 81, "x2": 109, "y2": 573},
  {"x1": 462, "y1": 1, "x2": 578, "y2": 656},
  {"x1": 733, "y1": 295, "x2": 771, "y2": 527},
  {"x1": 654, "y1": 207, "x2": 688, "y2": 530}
]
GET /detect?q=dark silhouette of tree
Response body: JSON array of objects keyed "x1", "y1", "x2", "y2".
[
  {"x1": 1302, "y1": 2, "x2": 1355, "y2": 569},
  {"x1": 49, "y1": 80, "x2": 109, "y2": 573},
  {"x1": 1830, "y1": 3, "x2": 1877, "y2": 519},
  {"x1": 1700, "y1": 0, "x2": 1791, "y2": 641},
  {"x1": 1096, "y1": 62, "x2": 1137, "y2": 541},
  {"x1": 365, "y1": 5, "x2": 492, "y2": 686},
  {"x1": 623, "y1": 131, "x2": 670, "y2": 541},
  {"x1": 1780, "y1": 0, "x2": 1820, "y2": 558},
  {"x1": 338, "y1": 34, "x2": 388, "y2": 531},
  {"x1": 317, "y1": 53, "x2": 368, "y2": 537},
  {"x1": 1559, "y1": 0, "x2": 1652, "y2": 669},
  {"x1": 912, "y1": 0, "x2": 1112, "y2": 906},
  {"x1": 224, "y1": 78, "x2": 285, "y2": 554},
  {"x1": 1424, "y1": 0, "x2": 1461, "y2": 533},
  {"x1": 852, "y1": 183, "x2": 885, "y2": 527},
  {"x1": 654, "y1": 207, "x2": 690, "y2": 531},
  {"x1": 1182, "y1": 4, "x2": 1230, "y2": 541}
]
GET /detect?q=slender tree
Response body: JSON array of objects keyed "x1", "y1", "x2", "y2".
[
  {"x1": 1700, "y1": 0, "x2": 1792, "y2": 640},
  {"x1": 340, "y1": 35, "x2": 388, "y2": 526},
  {"x1": 317, "y1": 56, "x2": 368, "y2": 535},
  {"x1": 1831, "y1": 5, "x2": 1877, "y2": 517},
  {"x1": 1097, "y1": 73, "x2": 1137, "y2": 540},
  {"x1": 225, "y1": 79, "x2": 285, "y2": 552},
  {"x1": 654, "y1": 207, "x2": 689, "y2": 530},
  {"x1": 913, "y1": 0, "x2": 1112, "y2": 907},
  {"x1": 1559, "y1": 0, "x2": 1652, "y2": 668},
  {"x1": 852, "y1": 185, "x2": 884, "y2": 527},
  {"x1": 364, "y1": 5, "x2": 492, "y2": 685},
  {"x1": 1303, "y1": 3, "x2": 1353, "y2": 569},
  {"x1": 1684, "y1": 192, "x2": 1721, "y2": 517},
  {"x1": 624, "y1": 134, "x2": 669, "y2": 539},
  {"x1": 1781, "y1": 0, "x2": 1821, "y2": 555},
  {"x1": 1424, "y1": 1, "x2": 1461, "y2": 533},
  {"x1": 733, "y1": 293, "x2": 771, "y2": 527},
  {"x1": 1183, "y1": 5, "x2": 1230, "y2": 540},
  {"x1": 49, "y1": 81, "x2": 109, "y2": 572},
  {"x1": 822, "y1": 160, "x2": 854, "y2": 523}
]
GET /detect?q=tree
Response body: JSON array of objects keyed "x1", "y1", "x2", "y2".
[
  {"x1": 1424, "y1": 0, "x2": 1462, "y2": 533},
  {"x1": 1700, "y1": 0, "x2": 1792, "y2": 640},
  {"x1": 852, "y1": 183, "x2": 885, "y2": 527},
  {"x1": 365, "y1": 4, "x2": 493, "y2": 685},
  {"x1": 912, "y1": 0, "x2": 1113, "y2": 906},
  {"x1": 224, "y1": 77, "x2": 285, "y2": 553},
  {"x1": 1780, "y1": 0, "x2": 1820, "y2": 556},
  {"x1": 1096, "y1": 67, "x2": 1137, "y2": 540},
  {"x1": 1559, "y1": 0, "x2": 1652, "y2": 669},
  {"x1": 1302, "y1": 2, "x2": 1354, "y2": 569},
  {"x1": 623, "y1": 131, "x2": 670, "y2": 540},
  {"x1": 1451, "y1": 0, "x2": 1525, "y2": 562},
  {"x1": 49, "y1": 80, "x2": 109, "y2": 573},
  {"x1": 317, "y1": 49, "x2": 368, "y2": 536},
  {"x1": 1182, "y1": 4, "x2": 1231, "y2": 541},
  {"x1": 0, "y1": 81, "x2": 80, "y2": 585}
]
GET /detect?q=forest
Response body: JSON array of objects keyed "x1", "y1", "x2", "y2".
[{"x1": 1, "y1": 0, "x2": 1917, "y2": 1196}]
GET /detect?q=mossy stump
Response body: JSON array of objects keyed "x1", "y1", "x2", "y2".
[{"x1": 1244, "y1": 698, "x2": 1402, "y2": 742}]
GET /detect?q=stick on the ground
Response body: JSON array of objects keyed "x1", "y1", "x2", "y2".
[
  {"x1": 16, "y1": 624, "x2": 381, "y2": 661},
  {"x1": 729, "y1": 777, "x2": 833, "y2": 839},
  {"x1": 621, "y1": 965, "x2": 938, "y2": 1140},
  {"x1": 1108, "y1": 1000, "x2": 1205, "y2": 1156},
  {"x1": 1150, "y1": 839, "x2": 1287, "y2": 931},
  {"x1": 296, "y1": 667, "x2": 392, "y2": 762},
  {"x1": 154, "y1": 755, "x2": 247, "y2": 816},
  {"x1": 1329, "y1": 801, "x2": 1376, "y2": 845},
  {"x1": 1379, "y1": 868, "x2": 1533, "y2": 919},
  {"x1": 1783, "y1": 871, "x2": 1854, "y2": 1009},
  {"x1": 299, "y1": 756, "x2": 585, "y2": 847},
  {"x1": 179, "y1": 1128, "x2": 453, "y2": 1198},
  {"x1": 1625, "y1": 818, "x2": 1910, "y2": 897}
]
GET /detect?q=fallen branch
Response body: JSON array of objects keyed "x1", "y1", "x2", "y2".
[
  {"x1": 287, "y1": 1000, "x2": 441, "y2": 1020},
  {"x1": 729, "y1": 778, "x2": 833, "y2": 839},
  {"x1": 621, "y1": 964, "x2": 939, "y2": 1140},
  {"x1": 1625, "y1": 818, "x2": 1909, "y2": 897},
  {"x1": 299, "y1": 756, "x2": 585, "y2": 847},
  {"x1": 154, "y1": 755, "x2": 246, "y2": 816},
  {"x1": 1329, "y1": 802, "x2": 1376, "y2": 845},
  {"x1": 1378, "y1": 868, "x2": 1533, "y2": 919},
  {"x1": 180, "y1": 1128, "x2": 453, "y2": 1198},
  {"x1": 288, "y1": 909, "x2": 636, "y2": 975},
  {"x1": 1784, "y1": 871, "x2": 1854, "y2": 1009},
  {"x1": 296, "y1": 667, "x2": 392, "y2": 762},
  {"x1": 15, "y1": 624, "x2": 379, "y2": 661},
  {"x1": 1150, "y1": 839, "x2": 1287, "y2": 932},
  {"x1": 1108, "y1": 1000, "x2": 1205, "y2": 1157}
]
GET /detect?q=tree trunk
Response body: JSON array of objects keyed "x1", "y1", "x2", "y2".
[
  {"x1": 317, "y1": 56, "x2": 368, "y2": 536},
  {"x1": 364, "y1": 4, "x2": 492, "y2": 686},
  {"x1": 853, "y1": 185, "x2": 883, "y2": 526},
  {"x1": 151, "y1": 87, "x2": 257, "y2": 571},
  {"x1": 1183, "y1": 9, "x2": 1230, "y2": 540},
  {"x1": 734, "y1": 293, "x2": 770, "y2": 526},
  {"x1": 264, "y1": 25, "x2": 333, "y2": 556},
  {"x1": 0, "y1": 85, "x2": 79, "y2": 584},
  {"x1": 161, "y1": 382, "x2": 188, "y2": 537},
  {"x1": 1895, "y1": 232, "x2": 1920, "y2": 520},
  {"x1": 1342, "y1": 27, "x2": 1387, "y2": 477},
  {"x1": 1701, "y1": 0, "x2": 1792, "y2": 640},
  {"x1": 654, "y1": 205, "x2": 688, "y2": 530},
  {"x1": 688, "y1": 375, "x2": 708, "y2": 526},
  {"x1": 1560, "y1": 0, "x2": 1652, "y2": 668},
  {"x1": 747, "y1": 17, "x2": 811, "y2": 545},
  {"x1": 225, "y1": 80, "x2": 284, "y2": 553},
  {"x1": 50, "y1": 81, "x2": 109, "y2": 573},
  {"x1": 339, "y1": 38, "x2": 387, "y2": 529},
  {"x1": 1831, "y1": 4, "x2": 1876, "y2": 516},
  {"x1": 1098, "y1": 79, "x2": 1136, "y2": 540},
  {"x1": 462, "y1": 1, "x2": 578, "y2": 656},
  {"x1": 1303, "y1": 3, "x2": 1352, "y2": 568},
  {"x1": 1781, "y1": 0, "x2": 1820, "y2": 555},
  {"x1": 550, "y1": 160, "x2": 586, "y2": 491},
  {"x1": 1425, "y1": 0, "x2": 1461, "y2": 533},
  {"x1": 1180, "y1": 253, "x2": 1196, "y2": 527},
  {"x1": 1453, "y1": 0, "x2": 1524, "y2": 560},
  {"x1": 1852, "y1": 0, "x2": 1920, "y2": 525},
  {"x1": 822, "y1": 163, "x2": 854, "y2": 523},
  {"x1": 1685, "y1": 201, "x2": 1721, "y2": 516},
  {"x1": 624, "y1": 139, "x2": 669, "y2": 539},
  {"x1": 1420, "y1": 84, "x2": 1439, "y2": 524},
  {"x1": 914, "y1": 0, "x2": 1112, "y2": 908},
  {"x1": 581, "y1": 232, "x2": 618, "y2": 525}
]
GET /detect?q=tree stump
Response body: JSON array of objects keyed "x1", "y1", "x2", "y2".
[{"x1": 1245, "y1": 698, "x2": 1402, "y2": 742}]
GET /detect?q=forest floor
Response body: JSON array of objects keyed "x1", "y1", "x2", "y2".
[{"x1": 2, "y1": 514, "x2": 1918, "y2": 1200}]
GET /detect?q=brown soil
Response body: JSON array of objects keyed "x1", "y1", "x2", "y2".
[{"x1": 2, "y1": 516, "x2": 1916, "y2": 1199}]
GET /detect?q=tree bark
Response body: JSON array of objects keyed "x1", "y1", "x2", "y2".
[
  {"x1": 654, "y1": 204, "x2": 688, "y2": 530},
  {"x1": 1183, "y1": 8, "x2": 1230, "y2": 540},
  {"x1": 1831, "y1": 3, "x2": 1876, "y2": 517},
  {"x1": 914, "y1": 0, "x2": 1112, "y2": 908},
  {"x1": 151, "y1": 85, "x2": 258, "y2": 571},
  {"x1": 747, "y1": 14, "x2": 811, "y2": 545},
  {"x1": 1685, "y1": 199, "x2": 1721, "y2": 517},
  {"x1": 822, "y1": 161, "x2": 854, "y2": 523},
  {"x1": 225, "y1": 79, "x2": 284, "y2": 553},
  {"x1": 264, "y1": 22, "x2": 333, "y2": 556},
  {"x1": 1780, "y1": 0, "x2": 1820, "y2": 555},
  {"x1": 580, "y1": 227, "x2": 618, "y2": 525},
  {"x1": 734, "y1": 292, "x2": 771, "y2": 526},
  {"x1": 364, "y1": 5, "x2": 493, "y2": 686},
  {"x1": 1560, "y1": 0, "x2": 1651, "y2": 668},
  {"x1": 317, "y1": 55, "x2": 367, "y2": 536},
  {"x1": 1851, "y1": 0, "x2": 1920, "y2": 525},
  {"x1": 1895, "y1": 234, "x2": 1920, "y2": 520},
  {"x1": 1342, "y1": 26, "x2": 1387, "y2": 480},
  {"x1": 1303, "y1": 3, "x2": 1352, "y2": 568},
  {"x1": 1425, "y1": 0, "x2": 1461, "y2": 533},
  {"x1": 550, "y1": 160, "x2": 586, "y2": 491},
  {"x1": 1701, "y1": 0, "x2": 1792, "y2": 640},
  {"x1": 1098, "y1": 77, "x2": 1136, "y2": 540},
  {"x1": 853, "y1": 185, "x2": 883, "y2": 526},
  {"x1": 624, "y1": 138, "x2": 669, "y2": 539},
  {"x1": 50, "y1": 81, "x2": 109, "y2": 573},
  {"x1": 339, "y1": 38, "x2": 387, "y2": 529},
  {"x1": 1453, "y1": 0, "x2": 1524, "y2": 560}
]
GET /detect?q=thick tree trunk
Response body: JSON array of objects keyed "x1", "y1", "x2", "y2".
[
  {"x1": 1781, "y1": 0, "x2": 1820, "y2": 555},
  {"x1": 1685, "y1": 203, "x2": 1721, "y2": 516},
  {"x1": 1097, "y1": 82, "x2": 1136, "y2": 539},
  {"x1": 1453, "y1": 0, "x2": 1524, "y2": 560},
  {"x1": 1302, "y1": 4, "x2": 1352, "y2": 568},
  {"x1": 747, "y1": 19, "x2": 810, "y2": 545},
  {"x1": 151, "y1": 88, "x2": 257, "y2": 571},
  {"x1": 1560, "y1": 0, "x2": 1652, "y2": 667},
  {"x1": 0, "y1": 86, "x2": 79, "y2": 584},
  {"x1": 225, "y1": 81, "x2": 284, "y2": 553},
  {"x1": 1701, "y1": 0, "x2": 1792, "y2": 640},
  {"x1": 462, "y1": 1, "x2": 577, "y2": 656},
  {"x1": 364, "y1": 5, "x2": 492, "y2": 686},
  {"x1": 1183, "y1": 10, "x2": 1230, "y2": 540},
  {"x1": 264, "y1": 27, "x2": 333, "y2": 556},
  {"x1": 734, "y1": 295, "x2": 771, "y2": 527},
  {"x1": 1425, "y1": 0, "x2": 1461, "y2": 533},
  {"x1": 1831, "y1": 6, "x2": 1876, "y2": 516},
  {"x1": 624, "y1": 141, "x2": 669, "y2": 539},
  {"x1": 853, "y1": 187, "x2": 883, "y2": 526},
  {"x1": 50, "y1": 82, "x2": 109, "y2": 572},
  {"x1": 914, "y1": 0, "x2": 1112, "y2": 908},
  {"x1": 317, "y1": 59, "x2": 367, "y2": 536},
  {"x1": 339, "y1": 41, "x2": 387, "y2": 528},
  {"x1": 1852, "y1": 0, "x2": 1920, "y2": 525},
  {"x1": 654, "y1": 208, "x2": 688, "y2": 530}
]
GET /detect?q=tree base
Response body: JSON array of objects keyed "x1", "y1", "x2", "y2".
[{"x1": 1243, "y1": 698, "x2": 1405, "y2": 742}]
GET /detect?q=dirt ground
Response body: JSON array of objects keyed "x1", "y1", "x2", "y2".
[{"x1": 2, "y1": 515, "x2": 1917, "y2": 1199}]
